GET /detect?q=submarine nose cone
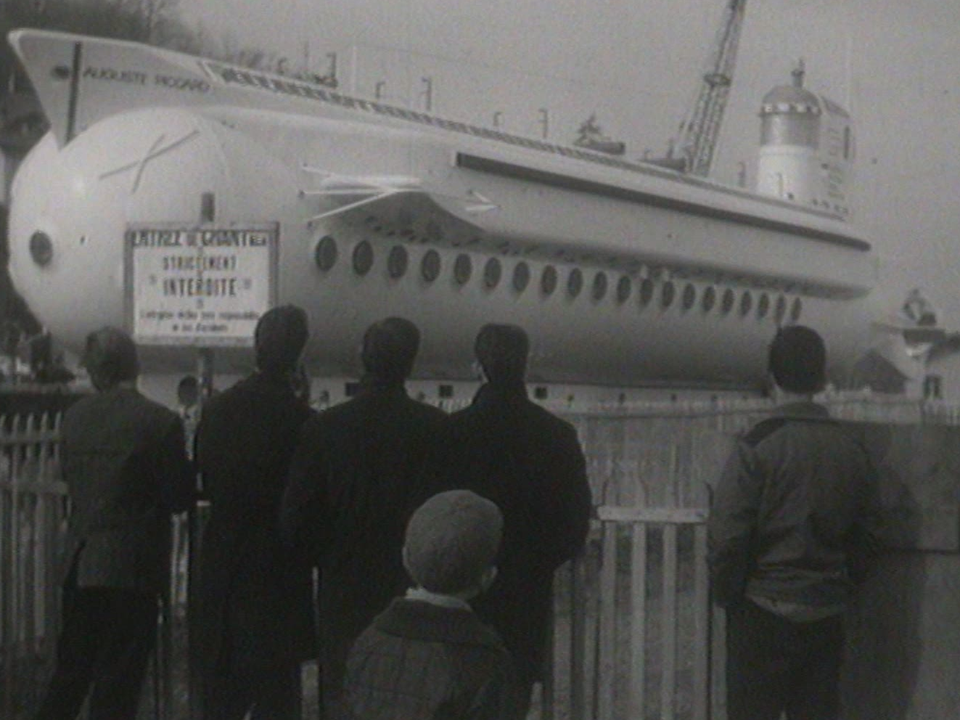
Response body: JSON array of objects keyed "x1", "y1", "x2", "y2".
[{"x1": 8, "y1": 108, "x2": 299, "y2": 353}]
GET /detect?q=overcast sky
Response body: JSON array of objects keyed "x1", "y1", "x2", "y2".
[{"x1": 181, "y1": 0, "x2": 960, "y2": 322}]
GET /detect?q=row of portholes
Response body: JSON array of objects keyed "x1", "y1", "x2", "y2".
[{"x1": 315, "y1": 235, "x2": 803, "y2": 323}]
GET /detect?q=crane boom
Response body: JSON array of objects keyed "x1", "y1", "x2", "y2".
[{"x1": 672, "y1": 0, "x2": 747, "y2": 177}]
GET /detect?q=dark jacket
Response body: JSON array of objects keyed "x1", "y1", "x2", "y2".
[
  {"x1": 280, "y1": 380, "x2": 447, "y2": 693},
  {"x1": 60, "y1": 386, "x2": 192, "y2": 595},
  {"x1": 707, "y1": 401, "x2": 884, "y2": 609},
  {"x1": 345, "y1": 598, "x2": 520, "y2": 720},
  {"x1": 425, "y1": 382, "x2": 593, "y2": 682},
  {"x1": 192, "y1": 371, "x2": 316, "y2": 673}
]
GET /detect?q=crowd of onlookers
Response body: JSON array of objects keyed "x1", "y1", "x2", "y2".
[
  {"x1": 28, "y1": 308, "x2": 883, "y2": 720},
  {"x1": 31, "y1": 308, "x2": 592, "y2": 720}
]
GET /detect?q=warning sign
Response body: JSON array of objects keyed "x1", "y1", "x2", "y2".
[{"x1": 125, "y1": 223, "x2": 278, "y2": 346}]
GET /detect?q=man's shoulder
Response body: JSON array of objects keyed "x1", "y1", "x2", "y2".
[
  {"x1": 328, "y1": 391, "x2": 446, "y2": 426},
  {"x1": 370, "y1": 599, "x2": 505, "y2": 649},
  {"x1": 200, "y1": 379, "x2": 249, "y2": 416},
  {"x1": 65, "y1": 389, "x2": 176, "y2": 429},
  {"x1": 742, "y1": 416, "x2": 792, "y2": 448},
  {"x1": 453, "y1": 394, "x2": 573, "y2": 429},
  {"x1": 204, "y1": 375, "x2": 307, "y2": 418},
  {"x1": 742, "y1": 411, "x2": 869, "y2": 465}
]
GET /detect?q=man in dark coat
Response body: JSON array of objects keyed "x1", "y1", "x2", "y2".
[
  {"x1": 193, "y1": 305, "x2": 317, "y2": 720},
  {"x1": 426, "y1": 323, "x2": 594, "y2": 714},
  {"x1": 33, "y1": 327, "x2": 193, "y2": 720},
  {"x1": 281, "y1": 316, "x2": 447, "y2": 719}
]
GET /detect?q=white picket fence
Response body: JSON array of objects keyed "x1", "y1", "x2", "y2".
[{"x1": 0, "y1": 392, "x2": 948, "y2": 719}]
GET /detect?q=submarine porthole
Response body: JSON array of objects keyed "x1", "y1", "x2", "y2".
[
  {"x1": 483, "y1": 258, "x2": 502, "y2": 289},
  {"x1": 661, "y1": 281, "x2": 676, "y2": 309},
  {"x1": 513, "y1": 262, "x2": 531, "y2": 293},
  {"x1": 567, "y1": 268, "x2": 583, "y2": 298},
  {"x1": 541, "y1": 266, "x2": 558, "y2": 296},
  {"x1": 791, "y1": 297, "x2": 803, "y2": 322},
  {"x1": 592, "y1": 272, "x2": 608, "y2": 302},
  {"x1": 29, "y1": 231, "x2": 54, "y2": 267},
  {"x1": 775, "y1": 295, "x2": 787, "y2": 324},
  {"x1": 757, "y1": 292, "x2": 770, "y2": 319},
  {"x1": 387, "y1": 246, "x2": 408, "y2": 279},
  {"x1": 702, "y1": 286, "x2": 717, "y2": 313},
  {"x1": 352, "y1": 241, "x2": 374, "y2": 276},
  {"x1": 721, "y1": 288, "x2": 735, "y2": 315},
  {"x1": 639, "y1": 278, "x2": 655, "y2": 308},
  {"x1": 454, "y1": 254, "x2": 472, "y2": 285},
  {"x1": 314, "y1": 236, "x2": 338, "y2": 271},
  {"x1": 421, "y1": 250, "x2": 441, "y2": 282}
]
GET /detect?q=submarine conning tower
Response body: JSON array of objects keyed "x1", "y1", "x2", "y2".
[{"x1": 756, "y1": 61, "x2": 854, "y2": 218}]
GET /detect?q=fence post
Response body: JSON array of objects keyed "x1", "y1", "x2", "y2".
[{"x1": 2, "y1": 448, "x2": 14, "y2": 720}]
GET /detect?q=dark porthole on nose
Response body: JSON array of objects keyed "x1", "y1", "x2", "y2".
[{"x1": 29, "y1": 231, "x2": 54, "y2": 267}]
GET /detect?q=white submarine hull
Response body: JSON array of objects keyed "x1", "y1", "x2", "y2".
[{"x1": 6, "y1": 30, "x2": 882, "y2": 391}]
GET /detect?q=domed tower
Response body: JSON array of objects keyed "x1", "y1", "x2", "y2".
[{"x1": 757, "y1": 62, "x2": 854, "y2": 217}]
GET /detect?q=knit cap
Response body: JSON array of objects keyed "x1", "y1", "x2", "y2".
[{"x1": 404, "y1": 490, "x2": 503, "y2": 594}]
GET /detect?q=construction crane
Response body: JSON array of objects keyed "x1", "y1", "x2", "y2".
[{"x1": 664, "y1": 0, "x2": 747, "y2": 177}]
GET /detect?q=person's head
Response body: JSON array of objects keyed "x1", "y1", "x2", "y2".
[
  {"x1": 81, "y1": 326, "x2": 139, "y2": 391},
  {"x1": 360, "y1": 316, "x2": 420, "y2": 383},
  {"x1": 255, "y1": 305, "x2": 308, "y2": 375},
  {"x1": 474, "y1": 323, "x2": 528, "y2": 385},
  {"x1": 403, "y1": 490, "x2": 503, "y2": 599},
  {"x1": 177, "y1": 375, "x2": 200, "y2": 408},
  {"x1": 767, "y1": 325, "x2": 826, "y2": 395}
]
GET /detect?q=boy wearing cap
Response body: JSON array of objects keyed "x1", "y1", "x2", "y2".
[{"x1": 344, "y1": 490, "x2": 522, "y2": 720}]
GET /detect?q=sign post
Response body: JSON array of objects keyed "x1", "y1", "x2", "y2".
[{"x1": 123, "y1": 209, "x2": 279, "y2": 719}]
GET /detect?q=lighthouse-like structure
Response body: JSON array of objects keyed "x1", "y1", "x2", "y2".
[{"x1": 757, "y1": 62, "x2": 854, "y2": 217}]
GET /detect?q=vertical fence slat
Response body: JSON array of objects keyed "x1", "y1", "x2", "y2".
[
  {"x1": 9, "y1": 441, "x2": 22, "y2": 714},
  {"x1": 629, "y1": 522, "x2": 647, "y2": 720},
  {"x1": 2, "y1": 465, "x2": 14, "y2": 720},
  {"x1": 660, "y1": 523, "x2": 679, "y2": 720},
  {"x1": 569, "y1": 554, "x2": 588, "y2": 720},
  {"x1": 597, "y1": 521, "x2": 618, "y2": 720},
  {"x1": 542, "y1": 571, "x2": 556, "y2": 720},
  {"x1": 1, "y1": 411, "x2": 68, "y2": 718},
  {"x1": 692, "y1": 522, "x2": 710, "y2": 720}
]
